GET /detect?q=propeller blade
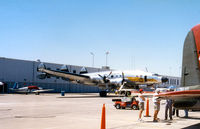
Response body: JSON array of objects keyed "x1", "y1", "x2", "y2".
[
  {"x1": 122, "y1": 72, "x2": 124, "y2": 79},
  {"x1": 107, "y1": 71, "x2": 112, "y2": 77},
  {"x1": 121, "y1": 72, "x2": 125, "y2": 85},
  {"x1": 98, "y1": 74, "x2": 104, "y2": 78},
  {"x1": 98, "y1": 73, "x2": 110, "y2": 83}
]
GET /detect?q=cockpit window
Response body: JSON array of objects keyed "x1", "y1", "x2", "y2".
[{"x1": 153, "y1": 73, "x2": 160, "y2": 76}]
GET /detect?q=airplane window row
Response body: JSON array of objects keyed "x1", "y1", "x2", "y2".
[{"x1": 110, "y1": 75, "x2": 122, "y2": 78}]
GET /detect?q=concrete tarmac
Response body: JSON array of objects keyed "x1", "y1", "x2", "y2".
[{"x1": 0, "y1": 93, "x2": 200, "y2": 129}]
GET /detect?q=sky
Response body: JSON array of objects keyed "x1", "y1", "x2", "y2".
[{"x1": 0, "y1": 0, "x2": 200, "y2": 77}]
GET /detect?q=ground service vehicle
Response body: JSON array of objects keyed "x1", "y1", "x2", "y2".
[{"x1": 113, "y1": 97, "x2": 139, "y2": 110}]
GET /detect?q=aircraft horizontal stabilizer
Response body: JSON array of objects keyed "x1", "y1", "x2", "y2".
[{"x1": 156, "y1": 90, "x2": 200, "y2": 99}]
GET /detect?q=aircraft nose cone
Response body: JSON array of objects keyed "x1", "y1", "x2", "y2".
[{"x1": 161, "y1": 77, "x2": 168, "y2": 83}]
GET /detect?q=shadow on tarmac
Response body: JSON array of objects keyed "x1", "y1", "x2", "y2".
[
  {"x1": 57, "y1": 95, "x2": 120, "y2": 99},
  {"x1": 180, "y1": 117, "x2": 200, "y2": 120},
  {"x1": 14, "y1": 115, "x2": 56, "y2": 119},
  {"x1": 182, "y1": 123, "x2": 200, "y2": 129},
  {"x1": 57, "y1": 96, "x2": 100, "y2": 98},
  {"x1": 144, "y1": 120, "x2": 173, "y2": 124},
  {"x1": 144, "y1": 117, "x2": 200, "y2": 128}
]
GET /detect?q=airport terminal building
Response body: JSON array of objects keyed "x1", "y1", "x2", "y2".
[{"x1": 0, "y1": 57, "x2": 181, "y2": 93}]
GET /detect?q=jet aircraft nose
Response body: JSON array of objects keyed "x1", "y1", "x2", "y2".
[{"x1": 161, "y1": 77, "x2": 168, "y2": 83}]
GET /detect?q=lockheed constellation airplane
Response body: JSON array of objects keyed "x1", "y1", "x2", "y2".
[{"x1": 37, "y1": 63, "x2": 168, "y2": 97}]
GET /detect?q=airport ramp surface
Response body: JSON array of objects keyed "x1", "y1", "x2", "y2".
[{"x1": 0, "y1": 93, "x2": 200, "y2": 129}]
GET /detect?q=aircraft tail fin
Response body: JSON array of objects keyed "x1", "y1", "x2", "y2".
[
  {"x1": 13, "y1": 82, "x2": 19, "y2": 89},
  {"x1": 181, "y1": 24, "x2": 200, "y2": 87}
]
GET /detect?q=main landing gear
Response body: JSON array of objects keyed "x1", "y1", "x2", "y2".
[{"x1": 99, "y1": 91, "x2": 107, "y2": 97}]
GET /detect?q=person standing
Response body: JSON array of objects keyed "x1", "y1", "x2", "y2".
[
  {"x1": 138, "y1": 89, "x2": 145, "y2": 121},
  {"x1": 153, "y1": 89, "x2": 161, "y2": 122},
  {"x1": 184, "y1": 109, "x2": 189, "y2": 118},
  {"x1": 165, "y1": 89, "x2": 173, "y2": 120},
  {"x1": 172, "y1": 108, "x2": 179, "y2": 117},
  {"x1": 165, "y1": 98, "x2": 173, "y2": 120}
]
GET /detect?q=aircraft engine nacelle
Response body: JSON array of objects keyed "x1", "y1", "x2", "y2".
[
  {"x1": 37, "y1": 73, "x2": 47, "y2": 79},
  {"x1": 61, "y1": 77, "x2": 69, "y2": 81},
  {"x1": 46, "y1": 74, "x2": 51, "y2": 78},
  {"x1": 37, "y1": 63, "x2": 46, "y2": 71},
  {"x1": 60, "y1": 65, "x2": 69, "y2": 72},
  {"x1": 109, "y1": 78, "x2": 122, "y2": 86}
]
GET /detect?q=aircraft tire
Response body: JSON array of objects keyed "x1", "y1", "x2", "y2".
[
  {"x1": 132, "y1": 105, "x2": 138, "y2": 110},
  {"x1": 99, "y1": 91, "x2": 107, "y2": 97},
  {"x1": 116, "y1": 104, "x2": 121, "y2": 109},
  {"x1": 125, "y1": 91, "x2": 131, "y2": 97},
  {"x1": 35, "y1": 92, "x2": 40, "y2": 95}
]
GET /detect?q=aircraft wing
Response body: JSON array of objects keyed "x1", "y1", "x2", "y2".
[
  {"x1": 32, "y1": 89, "x2": 54, "y2": 93},
  {"x1": 156, "y1": 90, "x2": 200, "y2": 99},
  {"x1": 37, "y1": 67, "x2": 97, "y2": 86}
]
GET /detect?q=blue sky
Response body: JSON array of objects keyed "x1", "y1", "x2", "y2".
[{"x1": 0, "y1": 0, "x2": 200, "y2": 76}]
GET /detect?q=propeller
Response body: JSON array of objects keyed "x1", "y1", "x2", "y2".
[
  {"x1": 118, "y1": 72, "x2": 127, "y2": 91},
  {"x1": 121, "y1": 72, "x2": 125, "y2": 85},
  {"x1": 98, "y1": 71, "x2": 112, "y2": 83}
]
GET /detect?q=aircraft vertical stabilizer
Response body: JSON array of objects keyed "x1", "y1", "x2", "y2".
[
  {"x1": 152, "y1": 25, "x2": 200, "y2": 110},
  {"x1": 181, "y1": 24, "x2": 200, "y2": 87},
  {"x1": 13, "y1": 82, "x2": 19, "y2": 89}
]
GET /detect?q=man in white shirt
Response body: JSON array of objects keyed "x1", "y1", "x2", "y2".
[
  {"x1": 138, "y1": 89, "x2": 145, "y2": 121},
  {"x1": 153, "y1": 89, "x2": 161, "y2": 122}
]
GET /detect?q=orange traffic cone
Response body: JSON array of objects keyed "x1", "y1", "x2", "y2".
[
  {"x1": 144, "y1": 98, "x2": 151, "y2": 117},
  {"x1": 100, "y1": 104, "x2": 106, "y2": 129}
]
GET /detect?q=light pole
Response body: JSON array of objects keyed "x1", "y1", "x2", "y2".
[
  {"x1": 90, "y1": 52, "x2": 94, "y2": 67},
  {"x1": 105, "y1": 51, "x2": 109, "y2": 66}
]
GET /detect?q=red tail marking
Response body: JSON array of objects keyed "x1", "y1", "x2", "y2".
[{"x1": 192, "y1": 24, "x2": 200, "y2": 69}]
